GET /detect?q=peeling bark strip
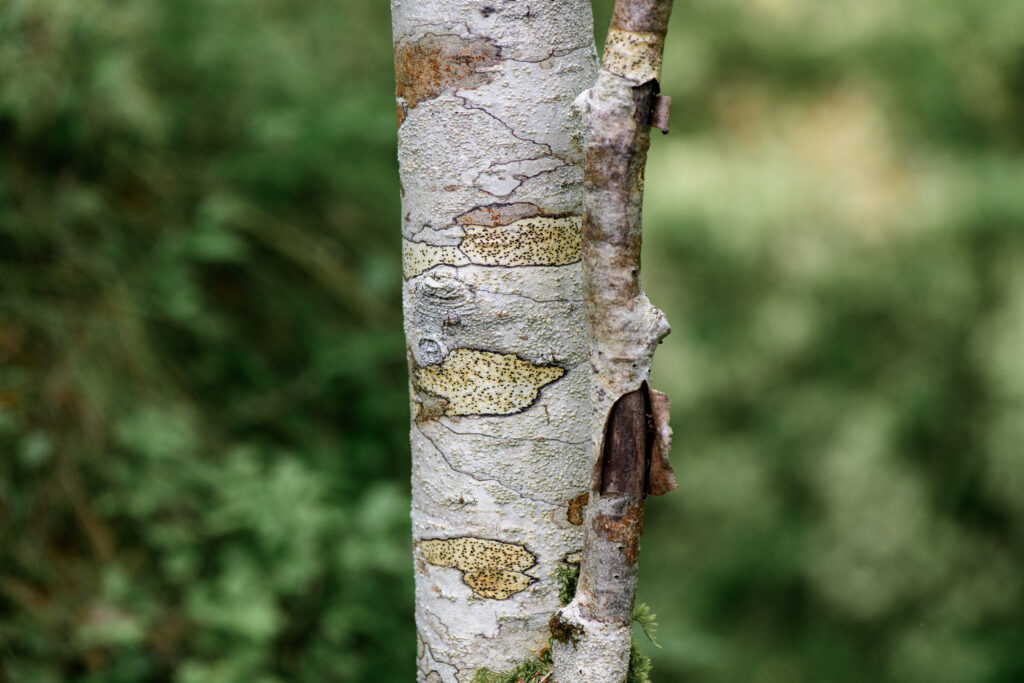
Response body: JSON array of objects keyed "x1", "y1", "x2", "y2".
[
  {"x1": 551, "y1": 1, "x2": 676, "y2": 681},
  {"x1": 392, "y1": 1, "x2": 599, "y2": 680}
]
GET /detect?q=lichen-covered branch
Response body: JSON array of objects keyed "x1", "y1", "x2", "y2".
[{"x1": 551, "y1": 1, "x2": 676, "y2": 681}]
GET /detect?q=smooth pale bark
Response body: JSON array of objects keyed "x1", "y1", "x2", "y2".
[
  {"x1": 551, "y1": 1, "x2": 676, "y2": 681},
  {"x1": 391, "y1": 2, "x2": 599, "y2": 680}
]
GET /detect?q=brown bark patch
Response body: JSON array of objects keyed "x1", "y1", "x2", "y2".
[
  {"x1": 595, "y1": 498, "x2": 645, "y2": 564},
  {"x1": 394, "y1": 33, "x2": 500, "y2": 114},
  {"x1": 566, "y1": 492, "x2": 589, "y2": 526}
]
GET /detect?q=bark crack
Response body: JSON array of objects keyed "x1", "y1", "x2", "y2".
[
  {"x1": 417, "y1": 425, "x2": 557, "y2": 507},
  {"x1": 472, "y1": 155, "x2": 568, "y2": 198},
  {"x1": 436, "y1": 420, "x2": 586, "y2": 447},
  {"x1": 473, "y1": 287, "x2": 573, "y2": 305},
  {"x1": 453, "y1": 92, "x2": 554, "y2": 157}
]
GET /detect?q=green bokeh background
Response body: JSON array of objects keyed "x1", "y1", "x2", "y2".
[{"x1": 2, "y1": 1, "x2": 1023, "y2": 681}]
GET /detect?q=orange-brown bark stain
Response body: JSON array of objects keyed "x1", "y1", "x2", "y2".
[
  {"x1": 566, "y1": 492, "x2": 589, "y2": 526},
  {"x1": 393, "y1": 33, "x2": 500, "y2": 126},
  {"x1": 595, "y1": 498, "x2": 646, "y2": 564}
]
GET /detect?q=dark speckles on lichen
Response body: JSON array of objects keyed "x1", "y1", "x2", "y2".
[
  {"x1": 403, "y1": 241, "x2": 471, "y2": 279},
  {"x1": 463, "y1": 570, "x2": 534, "y2": 600},
  {"x1": 420, "y1": 537, "x2": 535, "y2": 572},
  {"x1": 603, "y1": 28, "x2": 664, "y2": 83},
  {"x1": 413, "y1": 349, "x2": 564, "y2": 416},
  {"x1": 418, "y1": 537, "x2": 537, "y2": 600},
  {"x1": 462, "y1": 216, "x2": 582, "y2": 267},
  {"x1": 402, "y1": 215, "x2": 582, "y2": 278}
]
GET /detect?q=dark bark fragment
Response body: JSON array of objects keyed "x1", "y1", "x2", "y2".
[
  {"x1": 599, "y1": 388, "x2": 648, "y2": 496},
  {"x1": 598, "y1": 383, "x2": 677, "y2": 497}
]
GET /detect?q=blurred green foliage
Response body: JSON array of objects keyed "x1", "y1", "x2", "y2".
[
  {"x1": 639, "y1": 1, "x2": 1024, "y2": 681},
  {"x1": 1, "y1": 0, "x2": 411, "y2": 680},
  {"x1": 1, "y1": 0, "x2": 1023, "y2": 682}
]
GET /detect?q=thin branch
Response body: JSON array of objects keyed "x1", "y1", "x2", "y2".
[{"x1": 550, "y1": 1, "x2": 676, "y2": 680}]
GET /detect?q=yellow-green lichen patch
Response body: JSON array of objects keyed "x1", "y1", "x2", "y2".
[
  {"x1": 420, "y1": 537, "x2": 536, "y2": 572},
  {"x1": 463, "y1": 570, "x2": 535, "y2": 600},
  {"x1": 418, "y1": 537, "x2": 537, "y2": 600},
  {"x1": 603, "y1": 28, "x2": 665, "y2": 83},
  {"x1": 413, "y1": 349, "x2": 564, "y2": 416},
  {"x1": 403, "y1": 240, "x2": 470, "y2": 278},
  {"x1": 461, "y1": 216, "x2": 582, "y2": 267},
  {"x1": 402, "y1": 214, "x2": 581, "y2": 278}
]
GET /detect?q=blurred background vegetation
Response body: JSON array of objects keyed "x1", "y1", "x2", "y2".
[{"x1": 1, "y1": 0, "x2": 1022, "y2": 681}]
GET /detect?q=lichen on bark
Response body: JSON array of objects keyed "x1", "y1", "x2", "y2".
[{"x1": 392, "y1": 1, "x2": 600, "y2": 680}]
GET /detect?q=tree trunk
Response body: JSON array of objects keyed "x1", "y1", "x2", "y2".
[{"x1": 391, "y1": 2, "x2": 599, "y2": 680}]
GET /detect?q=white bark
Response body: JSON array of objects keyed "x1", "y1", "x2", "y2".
[{"x1": 391, "y1": 2, "x2": 599, "y2": 680}]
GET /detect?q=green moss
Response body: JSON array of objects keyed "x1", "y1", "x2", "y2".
[
  {"x1": 548, "y1": 613, "x2": 582, "y2": 645},
  {"x1": 554, "y1": 562, "x2": 580, "y2": 605},
  {"x1": 626, "y1": 602, "x2": 660, "y2": 682},
  {"x1": 476, "y1": 583, "x2": 658, "y2": 680},
  {"x1": 632, "y1": 602, "x2": 661, "y2": 649},
  {"x1": 472, "y1": 645, "x2": 552, "y2": 683},
  {"x1": 626, "y1": 641, "x2": 653, "y2": 683}
]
